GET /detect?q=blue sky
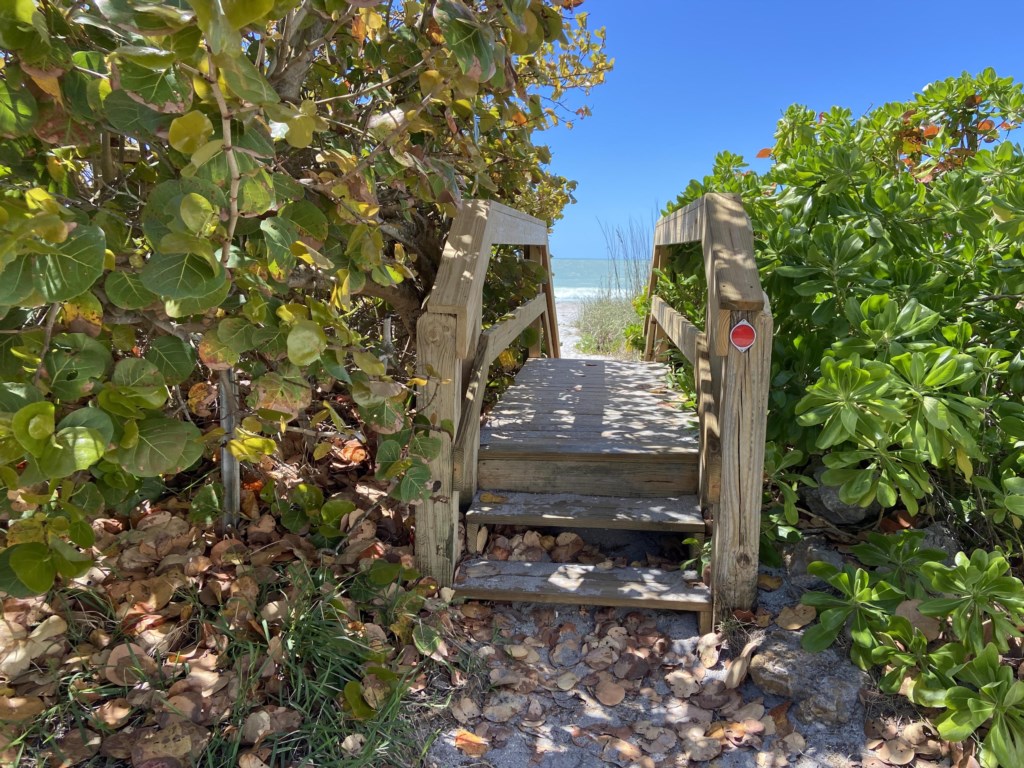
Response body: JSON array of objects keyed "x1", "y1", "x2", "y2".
[{"x1": 543, "y1": 0, "x2": 1024, "y2": 259}]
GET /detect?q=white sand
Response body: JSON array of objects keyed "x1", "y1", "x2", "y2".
[{"x1": 554, "y1": 301, "x2": 606, "y2": 360}]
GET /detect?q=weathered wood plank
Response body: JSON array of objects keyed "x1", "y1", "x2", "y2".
[
  {"x1": 465, "y1": 491, "x2": 705, "y2": 533},
  {"x1": 414, "y1": 312, "x2": 461, "y2": 585},
  {"x1": 485, "y1": 201, "x2": 548, "y2": 246},
  {"x1": 479, "y1": 438, "x2": 699, "y2": 456},
  {"x1": 477, "y1": 454, "x2": 699, "y2": 497},
  {"x1": 456, "y1": 560, "x2": 711, "y2": 613},
  {"x1": 527, "y1": 245, "x2": 560, "y2": 358},
  {"x1": 654, "y1": 197, "x2": 704, "y2": 246},
  {"x1": 705, "y1": 194, "x2": 762, "y2": 311},
  {"x1": 644, "y1": 245, "x2": 667, "y2": 360},
  {"x1": 427, "y1": 200, "x2": 491, "y2": 360},
  {"x1": 695, "y1": 334, "x2": 721, "y2": 506},
  {"x1": 712, "y1": 296, "x2": 773, "y2": 621},
  {"x1": 650, "y1": 296, "x2": 700, "y2": 364}
]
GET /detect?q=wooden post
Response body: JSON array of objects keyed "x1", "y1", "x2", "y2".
[
  {"x1": 415, "y1": 312, "x2": 461, "y2": 586},
  {"x1": 643, "y1": 246, "x2": 667, "y2": 361},
  {"x1": 711, "y1": 297, "x2": 772, "y2": 621}
]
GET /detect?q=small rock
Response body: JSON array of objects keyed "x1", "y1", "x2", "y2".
[
  {"x1": 804, "y1": 465, "x2": 877, "y2": 526},
  {"x1": 749, "y1": 630, "x2": 870, "y2": 725},
  {"x1": 919, "y1": 523, "x2": 960, "y2": 565},
  {"x1": 788, "y1": 536, "x2": 844, "y2": 587}
]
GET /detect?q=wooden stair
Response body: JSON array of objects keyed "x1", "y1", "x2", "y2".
[{"x1": 455, "y1": 358, "x2": 712, "y2": 633}]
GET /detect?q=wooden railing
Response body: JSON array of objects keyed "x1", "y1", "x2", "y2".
[
  {"x1": 644, "y1": 193, "x2": 772, "y2": 621},
  {"x1": 415, "y1": 200, "x2": 559, "y2": 584}
]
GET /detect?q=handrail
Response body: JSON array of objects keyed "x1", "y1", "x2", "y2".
[
  {"x1": 644, "y1": 192, "x2": 772, "y2": 622},
  {"x1": 415, "y1": 200, "x2": 558, "y2": 585}
]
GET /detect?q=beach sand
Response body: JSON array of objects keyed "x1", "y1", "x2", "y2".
[{"x1": 555, "y1": 300, "x2": 606, "y2": 360}]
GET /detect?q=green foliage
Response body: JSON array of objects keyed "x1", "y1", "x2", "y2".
[
  {"x1": 666, "y1": 69, "x2": 1024, "y2": 531},
  {"x1": 0, "y1": 1, "x2": 611, "y2": 594},
  {"x1": 938, "y1": 645, "x2": 1024, "y2": 768},
  {"x1": 800, "y1": 533, "x2": 1024, "y2": 766}
]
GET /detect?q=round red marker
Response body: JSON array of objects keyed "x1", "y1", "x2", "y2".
[{"x1": 730, "y1": 320, "x2": 756, "y2": 351}]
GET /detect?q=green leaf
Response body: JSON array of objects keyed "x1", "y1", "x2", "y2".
[
  {"x1": 39, "y1": 427, "x2": 105, "y2": 478},
  {"x1": 287, "y1": 319, "x2": 327, "y2": 366},
  {"x1": 116, "y1": 416, "x2": 202, "y2": 476},
  {"x1": 0, "y1": 256, "x2": 35, "y2": 305},
  {"x1": 169, "y1": 110, "x2": 215, "y2": 154},
  {"x1": 105, "y1": 272, "x2": 158, "y2": 310},
  {"x1": 222, "y1": 0, "x2": 273, "y2": 29},
  {"x1": 59, "y1": 407, "x2": 115, "y2": 447},
  {"x1": 141, "y1": 252, "x2": 221, "y2": 299},
  {"x1": 394, "y1": 460, "x2": 431, "y2": 502},
  {"x1": 413, "y1": 623, "x2": 442, "y2": 656},
  {"x1": 215, "y1": 52, "x2": 279, "y2": 105},
  {"x1": 185, "y1": 0, "x2": 240, "y2": 55},
  {"x1": 8, "y1": 542, "x2": 55, "y2": 593},
  {"x1": 0, "y1": 78, "x2": 37, "y2": 138},
  {"x1": 104, "y1": 89, "x2": 171, "y2": 136},
  {"x1": 44, "y1": 333, "x2": 112, "y2": 401},
  {"x1": 352, "y1": 350, "x2": 386, "y2": 377},
  {"x1": 163, "y1": 273, "x2": 229, "y2": 317},
  {"x1": 0, "y1": 547, "x2": 38, "y2": 597},
  {"x1": 34, "y1": 225, "x2": 106, "y2": 302},
  {"x1": 321, "y1": 498, "x2": 356, "y2": 525},
  {"x1": 261, "y1": 217, "x2": 298, "y2": 281},
  {"x1": 12, "y1": 401, "x2": 54, "y2": 457},
  {"x1": 179, "y1": 192, "x2": 216, "y2": 235},
  {"x1": 280, "y1": 201, "x2": 329, "y2": 242},
  {"x1": 433, "y1": 0, "x2": 496, "y2": 82},
  {"x1": 145, "y1": 336, "x2": 196, "y2": 386},
  {"x1": 114, "y1": 59, "x2": 191, "y2": 113}
]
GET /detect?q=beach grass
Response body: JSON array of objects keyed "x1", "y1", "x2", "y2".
[{"x1": 571, "y1": 219, "x2": 650, "y2": 359}]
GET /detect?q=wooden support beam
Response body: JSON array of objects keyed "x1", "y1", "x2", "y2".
[
  {"x1": 644, "y1": 245, "x2": 667, "y2": 361},
  {"x1": 654, "y1": 197, "x2": 704, "y2": 246},
  {"x1": 695, "y1": 334, "x2": 721, "y2": 507},
  {"x1": 705, "y1": 195, "x2": 762, "y2": 311},
  {"x1": 650, "y1": 296, "x2": 700, "y2": 364},
  {"x1": 454, "y1": 296, "x2": 546, "y2": 501},
  {"x1": 414, "y1": 312, "x2": 461, "y2": 585},
  {"x1": 711, "y1": 297, "x2": 773, "y2": 621}
]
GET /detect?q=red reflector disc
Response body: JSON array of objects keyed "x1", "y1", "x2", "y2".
[{"x1": 730, "y1": 320, "x2": 756, "y2": 351}]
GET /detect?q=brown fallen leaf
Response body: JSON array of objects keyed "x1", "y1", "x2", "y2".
[
  {"x1": 757, "y1": 574, "x2": 783, "y2": 590},
  {"x1": 555, "y1": 671, "x2": 579, "y2": 691},
  {"x1": 454, "y1": 728, "x2": 489, "y2": 757},
  {"x1": 238, "y1": 753, "x2": 273, "y2": 768},
  {"x1": 767, "y1": 701, "x2": 793, "y2": 738},
  {"x1": 775, "y1": 603, "x2": 816, "y2": 630},
  {"x1": 594, "y1": 679, "x2": 626, "y2": 707},
  {"x1": 0, "y1": 696, "x2": 45, "y2": 722},
  {"x1": 697, "y1": 632, "x2": 722, "y2": 667},
  {"x1": 478, "y1": 492, "x2": 507, "y2": 504},
  {"x1": 665, "y1": 669, "x2": 700, "y2": 698},
  {"x1": 877, "y1": 737, "x2": 915, "y2": 766},
  {"x1": 724, "y1": 636, "x2": 762, "y2": 689},
  {"x1": 93, "y1": 698, "x2": 133, "y2": 729},
  {"x1": 104, "y1": 643, "x2": 158, "y2": 686}
]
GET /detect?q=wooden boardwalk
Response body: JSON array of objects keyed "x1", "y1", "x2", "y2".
[
  {"x1": 456, "y1": 358, "x2": 712, "y2": 631},
  {"x1": 415, "y1": 195, "x2": 770, "y2": 631}
]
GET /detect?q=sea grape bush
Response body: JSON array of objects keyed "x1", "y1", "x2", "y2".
[
  {"x1": 664, "y1": 69, "x2": 1024, "y2": 533},
  {"x1": 0, "y1": 0, "x2": 609, "y2": 594}
]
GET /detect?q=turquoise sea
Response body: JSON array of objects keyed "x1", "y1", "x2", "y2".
[{"x1": 550, "y1": 257, "x2": 649, "y2": 302}]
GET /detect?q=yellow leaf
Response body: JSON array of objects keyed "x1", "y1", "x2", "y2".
[{"x1": 454, "y1": 729, "x2": 489, "y2": 757}]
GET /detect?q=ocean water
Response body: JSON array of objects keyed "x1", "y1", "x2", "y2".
[{"x1": 550, "y1": 257, "x2": 649, "y2": 302}]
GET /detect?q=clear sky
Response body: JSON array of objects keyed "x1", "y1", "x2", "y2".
[{"x1": 543, "y1": 0, "x2": 1024, "y2": 259}]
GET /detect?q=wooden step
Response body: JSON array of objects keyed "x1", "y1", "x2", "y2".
[
  {"x1": 455, "y1": 559, "x2": 711, "y2": 629},
  {"x1": 477, "y1": 448, "x2": 698, "y2": 497},
  {"x1": 464, "y1": 491, "x2": 704, "y2": 533}
]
